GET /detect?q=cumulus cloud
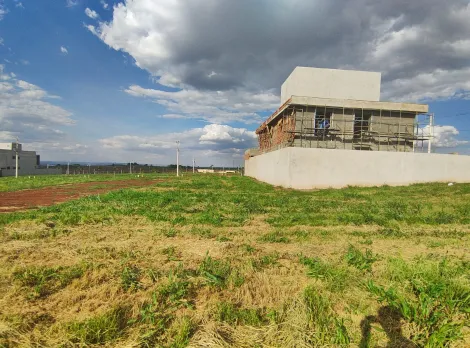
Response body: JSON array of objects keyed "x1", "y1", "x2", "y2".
[
  {"x1": 99, "y1": 124, "x2": 256, "y2": 165},
  {"x1": 0, "y1": 64, "x2": 75, "y2": 146},
  {"x1": 15, "y1": 2, "x2": 24, "y2": 9},
  {"x1": 125, "y1": 85, "x2": 278, "y2": 124},
  {"x1": 100, "y1": 0, "x2": 109, "y2": 10},
  {"x1": 85, "y1": 8, "x2": 99, "y2": 19},
  {"x1": 421, "y1": 125, "x2": 469, "y2": 148},
  {"x1": 60, "y1": 46, "x2": 68, "y2": 55},
  {"x1": 88, "y1": 0, "x2": 470, "y2": 104}
]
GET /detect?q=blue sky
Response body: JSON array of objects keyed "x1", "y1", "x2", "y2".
[{"x1": 1, "y1": 0, "x2": 469, "y2": 166}]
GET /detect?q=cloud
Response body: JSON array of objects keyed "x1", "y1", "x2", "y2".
[
  {"x1": 89, "y1": 0, "x2": 470, "y2": 103},
  {"x1": 99, "y1": 124, "x2": 256, "y2": 165},
  {"x1": 66, "y1": 0, "x2": 79, "y2": 8},
  {"x1": 421, "y1": 125, "x2": 469, "y2": 148},
  {"x1": 0, "y1": 37, "x2": 3, "y2": 45},
  {"x1": 125, "y1": 84, "x2": 278, "y2": 124},
  {"x1": 20, "y1": 59, "x2": 29, "y2": 65},
  {"x1": 60, "y1": 46, "x2": 68, "y2": 55},
  {"x1": 100, "y1": 0, "x2": 109, "y2": 10},
  {"x1": 15, "y1": 2, "x2": 24, "y2": 9},
  {"x1": 0, "y1": 65, "x2": 75, "y2": 146},
  {"x1": 85, "y1": 8, "x2": 99, "y2": 19},
  {"x1": 0, "y1": 4, "x2": 7, "y2": 20}
]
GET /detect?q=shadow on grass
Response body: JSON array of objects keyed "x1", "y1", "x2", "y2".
[{"x1": 360, "y1": 306, "x2": 416, "y2": 348}]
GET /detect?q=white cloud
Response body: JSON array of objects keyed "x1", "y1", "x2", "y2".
[
  {"x1": 66, "y1": 0, "x2": 79, "y2": 8},
  {"x1": 0, "y1": 65, "x2": 75, "y2": 147},
  {"x1": 421, "y1": 125, "x2": 469, "y2": 148},
  {"x1": 60, "y1": 46, "x2": 68, "y2": 55},
  {"x1": 85, "y1": 8, "x2": 99, "y2": 20},
  {"x1": 15, "y1": 2, "x2": 24, "y2": 9},
  {"x1": 125, "y1": 84, "x2": 278, "y2": 124},
  {"x1": 99, "y1": 124, "x2": 256, "y2": 165},
  {"x1": 0, "y1": 4, "x2": 7, "y2": 20},
  {"x1": 20, "y1": 59, "x2": 29, "y2": 65},
  {"x1": 0, "y1": 37, "x2": 3, "y2": 45},
  {"x1": 158, "y1": 114, "x2": 187, "y2": 119},
  {"x1": 100, "y1": 0, "x2": 109, "y2": 10}
]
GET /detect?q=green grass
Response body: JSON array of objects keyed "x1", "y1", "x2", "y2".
[
  {"x1": 1, "y1": 175, "x2": 470, "y2": 347},
  {"x1": 3, "y1": 176, "x2": 469, "y2": 230},
  {"x1": 67, "y1": 307, "x2": 129, "y2": 345},
  {"x1": 215, "y1": 302, "x2": 268, "y2": 326},
  {"x1": 13, "y1": 264, "x2": 86, "y2": 299}
]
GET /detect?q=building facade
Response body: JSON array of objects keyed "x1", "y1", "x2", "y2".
[
  {"x1": 0, "y1": 143, "x2": 61, "y2": 177},
  {"x1": 249, "y1": 67, "x2": 432, "y2": 157},
  {"x1": 245, "y1": 67, "x2": 470, "y2": 189}
]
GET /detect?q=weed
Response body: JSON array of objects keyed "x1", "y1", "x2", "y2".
[
  {"x1": 359, "y1": 238, "x2": 373, "y2": 245},
  {"x1": 345, "y1": 245, "x2": 377, "y2": 272},
  {"x1": 292, "y1": 228, "x2": 311, "y2": 241},
  {"x1": 378, "y1": 226, "x2": 405, "y2": 238},
  {"x1": 158, "y1": 276, "x2": 192, "y2": 308},
  {"x1": 67, "y1": 307, "x2": 129, "y2": 345},
  {"x1": 367, "y1": 257, "x2": 470, "y2": 347},
  {"x1": 215, "y1": 302, "x2": 267, "y2": 326},
  {"x1": 168, "y1": 316, "x2": 196, "y2": 348},
  {"x1": 163, "y1": 227, "x2": 178, "y2": 238},
  {"x1": 189, "y1": 226, "x2": 214, "y2": 239},
  {"x1": 258, "y1": 231, "x2": 290, "y2": 243},
  {"x1": 252, "y1": 252, "x2": 280, "y2": 270},
  {"x1": 121, "y1": 265, "x2": 141, "y2": 291},
  {"x1": 240, "y1": 243, "x2": 256, "y2": 254},
  {"x1": 216, "y1": 236, "x2": 232, "y2": 242},
  {"x1": 198, "y1": 254, "x2": 231, "y2": 288},
  {"x1": 303, "y1": 286, "x2": 350, "y2": 346},
  {"x1": 162, "y1": 246, "x2": 181, "y2": 261},
  {"x1": 299, "y1": 255, "x2": 352, "y2": 292},
  {"x1": 13, "y1": 264, "x2": 86, "y2": 299}
]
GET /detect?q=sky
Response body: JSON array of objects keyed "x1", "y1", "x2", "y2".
[{"x1": 0, "y1": 0, "x2": 470, "y2": 166}]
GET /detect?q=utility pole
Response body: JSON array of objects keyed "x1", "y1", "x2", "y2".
[
  {"x1": 176, "y1": 141, "x2": 180, "y2": 177},
  {"x1": 14, "y1": 137, "x2": 19, "y2": 178},
  {"x1": 67, "y1": 161, "x2": 70, "y2": 175},
  {"x1": 192, "y1": 157, "x2": 195, "y2": 174},
  {"x1": 427, "y1": 113, "x2": 434, "y2": 154},
  {"x1": 129, "y1": 162, "x2": 132, "y2": 174}
]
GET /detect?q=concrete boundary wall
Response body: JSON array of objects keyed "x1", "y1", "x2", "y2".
[
  {"x1": 245, "y1": 147, "x2": 470, "y2": 189},
  {"x1": 0, "y1": 168, "x2": 62, "y2": 177}
]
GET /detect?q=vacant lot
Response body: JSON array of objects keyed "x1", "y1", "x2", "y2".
[
  {"x1": 0, "y1": 175, "x2": 469, "y2": 347},
  {"x1": 0, "y1": 177, "x2": 164, "y2": 212}
]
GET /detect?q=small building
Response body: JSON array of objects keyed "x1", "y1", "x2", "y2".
[
  {"x1": 245, "y1": 67, "x2": 470, "y2": 188},
  {"x1": 0, "y1": 142, "x2": 61, "y2": 177}
]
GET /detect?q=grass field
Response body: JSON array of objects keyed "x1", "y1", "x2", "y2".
[{"x1": 0, "y1": 175, "x2": 469, "y2": 347}]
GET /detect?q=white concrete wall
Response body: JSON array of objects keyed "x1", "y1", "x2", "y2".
[
  {"x1": 281, "y1": 67, "x2": 381, "y2": 105},
  {"x1": 244, "y1": 148, "x2": 291, "y2": 188},
  {"x1": 245, "y1": 147, "x2": 470, "y2": 189}
]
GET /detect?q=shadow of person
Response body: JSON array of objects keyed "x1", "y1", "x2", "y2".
[{"x1": 360, "y1": 306, "x2": 417, "y2": 348}]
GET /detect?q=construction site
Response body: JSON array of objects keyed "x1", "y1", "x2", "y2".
[{"x1": 245, "y1": 67, "x2": 470, "y2": 188}]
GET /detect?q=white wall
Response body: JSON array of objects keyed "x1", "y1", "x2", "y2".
[
  {"x1": 245, "y1": 147, "x2": 470, "y2": 189},
  {"x1": 281, "y1": 67, "x2": 381, "y2": 105}
]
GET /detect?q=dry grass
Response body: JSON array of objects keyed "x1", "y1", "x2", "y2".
[{"x1": 1, "y1": 175, "x2": 469, "y2": 347}]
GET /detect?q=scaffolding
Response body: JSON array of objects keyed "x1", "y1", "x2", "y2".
[{"x1": 255, "y1": 104, "x2": 433, "y2": 154}]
